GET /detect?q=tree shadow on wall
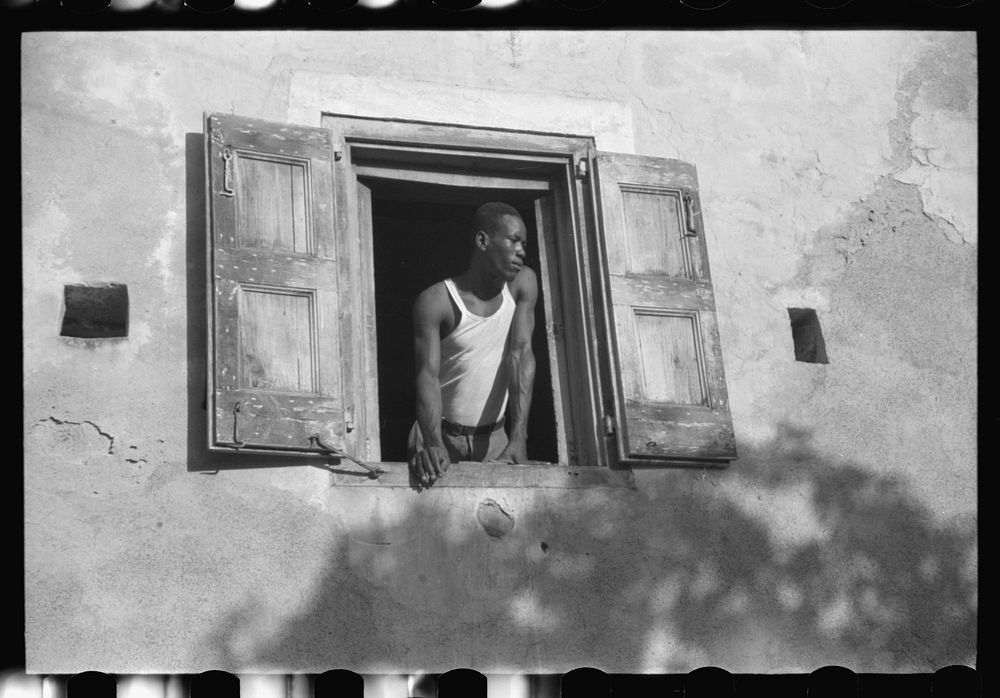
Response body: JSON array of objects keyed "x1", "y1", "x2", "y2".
[{"x1": 199, "y1": 423, "x2": 975, "y2": 674}]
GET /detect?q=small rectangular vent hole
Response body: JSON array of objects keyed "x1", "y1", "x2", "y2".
[
  {"x1": 60, "y1": 283, "x2": 129, "y2": 338},
  {"x1": 788, "y1": 308, "x2": 828, "y2": 364}
]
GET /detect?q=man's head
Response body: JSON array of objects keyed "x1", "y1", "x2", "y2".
[{"x1": 469, "y1": 202, "x2": 527, "y2": 282}]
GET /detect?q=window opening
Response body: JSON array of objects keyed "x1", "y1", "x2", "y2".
[
  {"x1": 60, "y1": 283, "x2": 129, "y2": 338},
  {"x1": 788, "y1": 307, "x2": 829, "y2": 364},
  {"x1": 369, "y1": 180, "x2": 559, "y2": 464}
]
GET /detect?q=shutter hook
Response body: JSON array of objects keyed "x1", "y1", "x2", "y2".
[
  {"x1": 682, "y1": 191, "x2": 699, "y2": 237},
  {"x1": 232, "y1": 401, "x2": 245, "y2": 449},
  {"x1": 220, "y1": 148, "x2": 235, "y2": 197},
  {"x1": 309, "y1": 434, "x2": 384, "y2": 479}
]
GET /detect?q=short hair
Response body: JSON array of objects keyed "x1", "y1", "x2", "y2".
[{"x1": 472, "y1": 202, "x2": 523, "y2": 237}]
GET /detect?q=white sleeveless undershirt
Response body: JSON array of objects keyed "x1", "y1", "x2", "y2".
[{"x1": 439, "y1": 278, "x2": 516, "y2": 427}]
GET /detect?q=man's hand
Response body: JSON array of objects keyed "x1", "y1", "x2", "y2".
[
  {"x1": 409, "y1": 445, "x2": 450, "y2": 486},
  {"x1": 493, "y1": 438, "x2": 527, "y2": 465}
]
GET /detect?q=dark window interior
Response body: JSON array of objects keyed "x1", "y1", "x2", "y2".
[
  {"x1": 788, "y1": 307, "x2": 829, "y2": 364},
  {"x1": 61, "y1": 283, "x2": 129, "y2": 338},
  {"x1": 367, "y1": 179, "x2": 558, "y2": 464}
]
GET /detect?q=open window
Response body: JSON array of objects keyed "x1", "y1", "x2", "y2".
[
  {"x1": 204, "y1": 112, "x2": 736, "y2": 482},
  {"x1": 325, "y1": 115, "x2": 605, "y2": 471},
  {"x1": 367, "y1": 184, "x2": 560, "y2": 465}
]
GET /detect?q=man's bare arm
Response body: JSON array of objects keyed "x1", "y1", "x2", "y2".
[
  {"x1": 411, "y1": 285, "x2": 450, "y2": 485},
  {"x1": 496, "y1": 267, "x2": 538, "y2": 464}
]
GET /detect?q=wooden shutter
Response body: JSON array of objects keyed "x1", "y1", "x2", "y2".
[
  {"x1": 206, "y1": 113, "x2": 345, "y2": 453},
  {"x1": 594, "y1": 152, "x2": 736, "y2": 463}
]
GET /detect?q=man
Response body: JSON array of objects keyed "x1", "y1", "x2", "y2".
[{"x1": 407, "y1": 202, "x2": 538, "y2": 486}]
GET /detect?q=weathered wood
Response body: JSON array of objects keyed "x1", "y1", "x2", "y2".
[
  {"x1": 207, "y1": 113, "x2": 346, "y2": 453},
  {"x1": 596, "y1": 151, "x2": 736, "y2": 464},
  {"x1": 331, "y1": 137, "x2": 362, "y2": 461},
  {"x1": 236, "y1": 154, "x2": 311, "y2": 254},
  {"x1": 330, "y1": 461, "x2": 635, "y2": 489},
  {"x1": 324, "y1": 114, "x2": 594, "y2": 160},
  {"x1": 214, "y1": 249, "x2": 339, "y2": 286},
  {"x1": 239, "y1": 288, "x2": 316, "y2": 393},
  {"x1": 215, "y1": 390, "x2": 344, "y2": 451},
  {"x1": 625, "y1": 410, "x2": 736, "y2": 461},
  {"x1": 356, "y1": 180, "x2": 380, "y2": 462},
  {"x1": 634, "y1": 310, "x2": 707, "y2": 406},
  {"x1": 208, "y1": 114, "x2": 330, "y2": 159},
  {"x1": 353, "y1": 164, "x2": 552, "y2": 192},
  {"x1": 534, "y1": 194, "x2": 571, "y2": 465},
  {"x1": 204, "y1": 113, "x2": 215, "y2": 454},
  {"x1": 620, "y1": 186, "x2": 690, "y2": 277},
  {"x1": 557, "y1": 169, "x2": 606, "y2": 467},
  {"x1": 351, "y1": 143, "x2": 569, "y2": 177},
  {"x1": 583, "y1": 151, "x2": 621, "y2": 468},
  {"x1": 607, "y1": 274, "x2": 716, "y2": 311}
]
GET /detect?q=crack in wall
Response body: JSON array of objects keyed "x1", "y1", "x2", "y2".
[
  {"x1": 507, "y1": 31, "x2": 521, "y2": 69},
  {"x1": 38, "y1": 416, "x2": 115, "y2": 455},
  {"x1": 618, "y1": 33, "x2": 682, "y2": 158}
]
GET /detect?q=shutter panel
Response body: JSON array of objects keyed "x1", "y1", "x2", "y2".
[
  {"x1": 595, "y1": 152, "x2": 736, "y2": 463},
  {"x1": 206, "y1": 113, "x2": 345, "y2": 453}
]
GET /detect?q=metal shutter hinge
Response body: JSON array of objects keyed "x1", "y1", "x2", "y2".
[
  {"x1": 603, "y1": 413, "x2": 615, "y2": 436},
  {"x1": 576, "y1": 158, "x2": 588, "y2": 179}
]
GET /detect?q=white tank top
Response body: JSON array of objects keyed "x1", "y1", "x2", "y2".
[{"x1": 439, "y1": 278, "x2": 516, "y2": 426}]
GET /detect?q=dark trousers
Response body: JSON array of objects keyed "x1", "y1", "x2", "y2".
[{"x1": 407, "y1": 419, "x2": 508, "y2": 463}]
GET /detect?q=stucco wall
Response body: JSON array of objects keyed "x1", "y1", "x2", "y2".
[{"x1": 22, "y1": 31, "x2": 976, "y2": 674}]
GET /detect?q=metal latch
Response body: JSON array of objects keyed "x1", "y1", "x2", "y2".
[
  {"x1": 309, "y1": 434, "x2": 384, "y2": 479},
  {"x1": 220, "y1": 147, "x2": 235, "y2": 197},
  {"x1": 230, "y1": 401, "x2": 246, "y2": 449},
  {"x1": 682, "y1": 190, "x2": 699, "y2": 237}
]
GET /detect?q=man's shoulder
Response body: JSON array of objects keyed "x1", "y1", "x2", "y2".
[
  {"x1": 414, "y1": 280, "x2": 452, "y2": 319},
  {"x1": 416, "y1": 279, "x2": 450, "y2": 302},
  {"x1": 509, "y1": 266, "x2": 538, "y2": 301}
]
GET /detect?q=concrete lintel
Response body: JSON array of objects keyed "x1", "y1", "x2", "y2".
[{"x1": 287, "y1": 70, "x2": 635, "y2": 154}]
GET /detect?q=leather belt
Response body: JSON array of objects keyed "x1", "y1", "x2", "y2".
[{"x1": 441, "y1": 417, "x2": 505, "y2": 436}]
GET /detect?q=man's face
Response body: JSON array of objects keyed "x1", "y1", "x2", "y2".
[{"x1": 483, "y1": 214, "x2": 528, "y2": 281}]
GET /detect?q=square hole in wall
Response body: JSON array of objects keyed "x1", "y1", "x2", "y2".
[
  {"x1": 788, "y1": 308, "x2": 828, "y2": 364},
  {"x1": 61, "y1": 283, "x2": 129, "y2": 338}
]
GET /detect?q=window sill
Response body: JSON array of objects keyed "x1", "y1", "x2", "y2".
[{"x1": 328, "y1": 461, "x2": 635, "y2": 489}]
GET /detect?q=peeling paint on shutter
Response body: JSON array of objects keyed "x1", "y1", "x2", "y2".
[
  {"x1": 206, "y1": 113, "x2": 346, "y2": 453},
  {"x1": 595, "y1": 152, "x2": 736, "y2": 464}
]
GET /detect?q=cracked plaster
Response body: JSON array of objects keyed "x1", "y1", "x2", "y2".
[{"x1": 888, "y1": 35, "x2": 977, "y2": 244}]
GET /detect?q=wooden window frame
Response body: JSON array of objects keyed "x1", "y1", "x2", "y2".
[{"x1": 322, "y1": 114, "x2": 633, "y2": 489}]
